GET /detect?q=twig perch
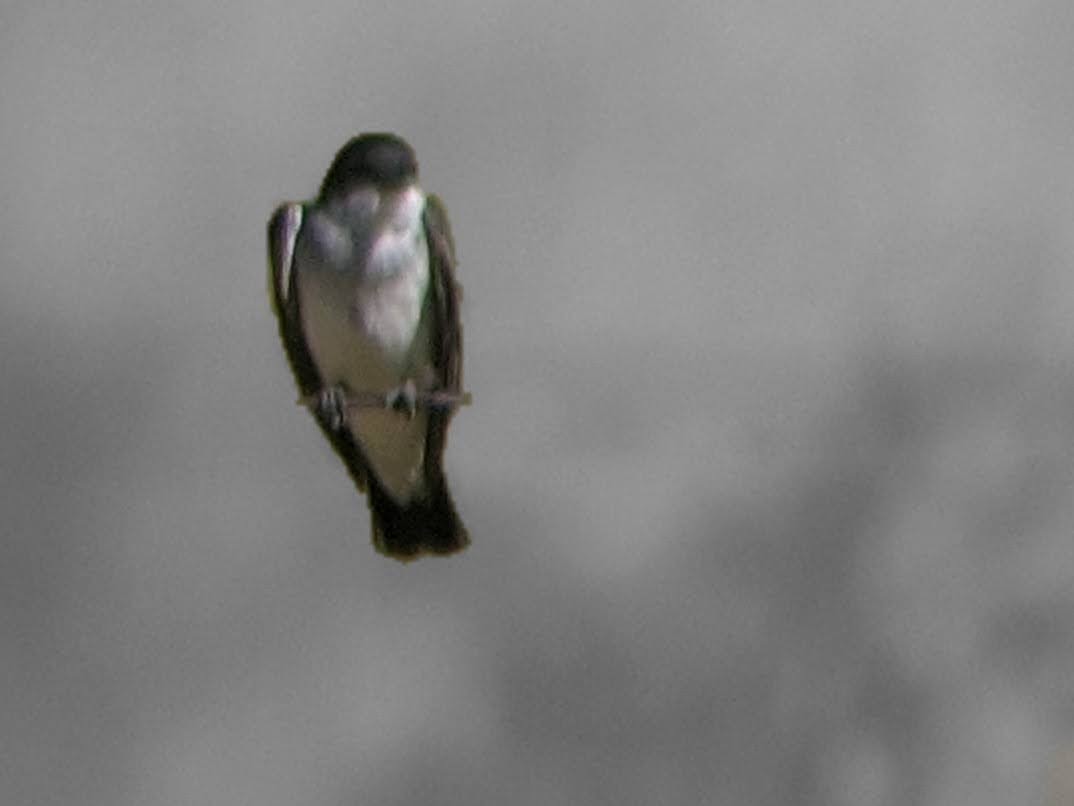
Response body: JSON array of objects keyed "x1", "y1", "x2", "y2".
[{"x1": 298, "y1": 389, "x2": 473, "y2": 412}]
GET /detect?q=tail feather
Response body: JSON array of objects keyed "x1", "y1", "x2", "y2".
[{"x1": 367, "y1": 478, "x2": 469, "y2": 561}]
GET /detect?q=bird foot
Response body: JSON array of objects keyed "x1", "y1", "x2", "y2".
[
  {"x1": 314, "y1": 385, "x2": 348, "y2": 431},
  {"x1": 385, "y1": 379, "x2": 419, "y2": 420}
]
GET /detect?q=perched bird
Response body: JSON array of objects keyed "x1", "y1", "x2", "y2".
[{"x1": 268, "y1": 133, "x2": 469, "y2": 560}]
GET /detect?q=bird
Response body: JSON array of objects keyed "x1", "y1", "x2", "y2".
[{"x1": 267, "y1": 133, "x2": 469, "y2": 561}]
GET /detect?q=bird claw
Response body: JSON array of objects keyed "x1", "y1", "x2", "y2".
[
  {"x1": 315, "y1": 385, "x2": 348, "y2": 431},
  {"x1": 385, "y1": 379, "x2": 419, "y2": 419}
]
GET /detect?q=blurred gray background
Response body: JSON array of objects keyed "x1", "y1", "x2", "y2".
[{"x1": 3, "y1": 2, "x2": 1074, "y2": 804}]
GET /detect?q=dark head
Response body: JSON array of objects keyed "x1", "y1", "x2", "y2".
[{"x1": 318, "y1": 133, "x2": 418, "y2": 199}]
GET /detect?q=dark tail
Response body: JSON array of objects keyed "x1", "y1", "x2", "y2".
[{"x1": 366, "y1": 478, "x2": 469, "y2": 561}]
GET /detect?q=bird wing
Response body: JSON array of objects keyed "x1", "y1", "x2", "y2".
[
  {"x1": 421, "y1": 193, "x2": 464, "y2": 486},
  {"x1": 267, "y1": 202, "x2": 372, "y2": 492}
]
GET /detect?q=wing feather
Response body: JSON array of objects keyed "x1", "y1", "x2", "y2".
[
  {"x1": 267, "y1": 202, "x2": 372, "y2": 492},
  {"x1": 421, "y1": 193, "x2": 464, "y2": 486}
]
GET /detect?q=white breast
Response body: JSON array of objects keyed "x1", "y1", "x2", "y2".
[{"x1": 295, "y1": 186, "x2": 434, "y2": 503}]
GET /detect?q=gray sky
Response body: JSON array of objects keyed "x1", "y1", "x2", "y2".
[{"x1": 2, "y1": 2, "x2": 1074, "y2": 804}]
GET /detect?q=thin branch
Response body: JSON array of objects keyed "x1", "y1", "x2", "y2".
[{"x1": 297, "y1": 389, "x2": 473, "y2": 412}]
